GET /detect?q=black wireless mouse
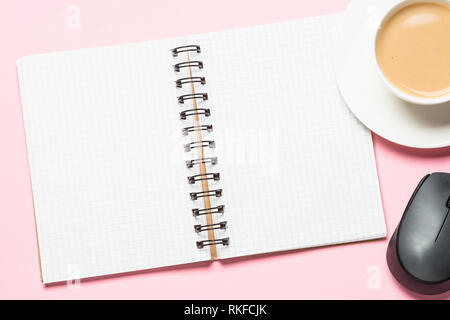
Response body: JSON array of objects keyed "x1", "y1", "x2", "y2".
[{"x1": 387, "y1": 172, "x2": 450, "y2": 295}]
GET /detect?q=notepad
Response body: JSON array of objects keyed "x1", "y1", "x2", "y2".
[{"x1": 17, "y1": 13, "x2": 386, "y2": 284}]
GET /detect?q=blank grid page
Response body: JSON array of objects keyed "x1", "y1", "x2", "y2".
[
  {"x1": 17, "y1": 39, "x2": 211, "y2": 283},
  {"x1": 188, "y1": 14, "x2": 387, "y2": 259}
]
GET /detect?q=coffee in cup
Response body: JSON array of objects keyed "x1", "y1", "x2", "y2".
[{"x1": 375, "y1": 0, "x2": 450, "y2": 105}]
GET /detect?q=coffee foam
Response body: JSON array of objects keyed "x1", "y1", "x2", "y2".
[{"x1": 376, "y1": 2, "x2": 450, "y2": 98}]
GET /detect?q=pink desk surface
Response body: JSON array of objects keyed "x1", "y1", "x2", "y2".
[{"x1": 1, "y1": 0, "x2": 449, "y2": 300}]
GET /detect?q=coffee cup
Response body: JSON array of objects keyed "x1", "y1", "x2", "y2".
[{"x1": 374, "y1": 0, "x2": 450, "y2": 105}]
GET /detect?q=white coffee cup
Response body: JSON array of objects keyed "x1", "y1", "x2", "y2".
[{"x1": 373, "y1": 0, "x2": 450, "y2": 106}]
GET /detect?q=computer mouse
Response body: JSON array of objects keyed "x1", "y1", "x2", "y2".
[{"x1": 387, "y1": 172, "x2": 450, "y2": 295}]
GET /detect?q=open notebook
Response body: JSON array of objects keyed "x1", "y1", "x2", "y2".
[{"x1": 17, "y1": 13, "x2": 386, "y2": 284}]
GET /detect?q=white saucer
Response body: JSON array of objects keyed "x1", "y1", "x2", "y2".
[{"x1": 336, "y1": 0, "x2": 450, "y2": 149}]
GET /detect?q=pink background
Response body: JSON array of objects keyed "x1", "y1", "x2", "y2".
[{"x1": 1, "y1": 0, "x2": 449, "y2": 300}]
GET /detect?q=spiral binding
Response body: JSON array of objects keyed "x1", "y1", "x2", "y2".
[
  {"x1": 188, "y1": 173, "x2": 220, "y2": 184},
  {"x1": 174, "y1": 61, "x2": 203, "y2": 72},
  {"x1": 180, "y1": 108, "x2": 210, "y2": 120},
  {"x1": 197, "y1": 238, "x2": 229, "y2": 249},
  {"x1": 182, "y1": 125, "x2": 213, "y2": 136},
  {"x1": 178, "y1": 93, "x2": 208, "y2": 104},
  {"x1": 194, "y1": 221, "x2": 227, "y2": 233},
  {"x1": 184, "y1": 140, "x2": 215, "y2": 152},
  {"x1": 192, "y1": 205, "x2": 224, "y2": 217},
  {"x1": 190, "y1": 189, "x2": 223, "y2": 201},
  {"x1": 172, "y1": 44, "x2": 229, "y2": 252},
  {"x1": 176, "y1": 77, "x2": 205, "y2": 88},
  {"x1": 186, "y1": 157, "x2": 218, "y2": 168},
  {"x1": 172, "y1": 45, "x2": 201, "y2": 57}
]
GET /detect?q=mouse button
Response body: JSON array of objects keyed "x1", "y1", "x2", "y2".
[
  {"x1": 401, "y1": 181, "x2": 449, "y2": 234},
  {"x1": 403, "y1": 174, "x2": 430, "y2": 212},
  {"x1": 430, "y1": 173, "x2": 450, "y2": 202},
  {"x1": 397, "y1": 188, "x2": 449, "y2": 266},
  {"x1": 406, "y1": 174, "x2": 450, "y2": 223},
  {"x1": 398, "y1": 202, "x2": 447, "y2": 249},
  {"x1": 425, "y1": 173, "x2": 450, "y2": 205}
]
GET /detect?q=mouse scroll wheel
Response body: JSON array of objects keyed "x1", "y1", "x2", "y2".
[{"x1": 446, "y1": 195, "x2": 450, "y2": 209}]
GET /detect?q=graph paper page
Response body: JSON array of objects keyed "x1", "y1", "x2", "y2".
[
  {"x1": 17, "y1": 39, "x2": 212, "y2": 283},
  {"x1": 187, "y1": 14, "x2": 387, "y2": 259}
]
